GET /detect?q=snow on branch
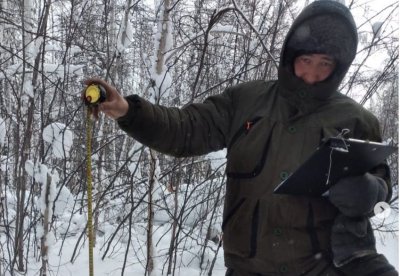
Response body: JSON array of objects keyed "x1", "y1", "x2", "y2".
[
  {"x1": 231, "y1": 0, "x2": 278, "y2": 69},
  {"x1": 116, "y1": 0, "x2": 136, "y2": 53},
  {"x1": 0, "y1": 117, "x2": 5, "y2": 147},
  {"x1": 149, "y1": 0, "x2": 174, "y2": 103},
  {"x1": 165, "y1": 22, "x2": 245, "y2": 64},
  {"x1": 43, "y1": 123, "x2": 73, "y2": 159}
]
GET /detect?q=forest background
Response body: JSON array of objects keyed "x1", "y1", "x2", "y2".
[{"x1": 0, "y1": 0, "x2": 398, "y2": 275}]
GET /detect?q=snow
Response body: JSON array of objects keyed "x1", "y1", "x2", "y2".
[
  {"x1": 14, "y1": 210, "x2": 394, "y2": 275},
  {"x1": 54, "y1": 184, "x2": 75, "y2": 217},
  {"x1": 1, "y1": 158, "x2": 229, "y2": 275},
  {"x1": 70, "y1": 45, "x2": 82, "y2": 56},
  {"x1": 372, "y1": 22, "x2": 384, "y2": 38},
  {"x1": 149, "y1": 0, "x2": 174, "y2": 103},
  {"x1": 25, "y1": 161, "x2": 48, "y2": 185},
  {"x1": 23, "y1": 226, "x2": 389, "y2": 276},
  {"x1": 0, "y1": 116, "x2": 5, "y2": 146},
  {"x1": 3, "y1": 217, "x2": 226, "y2": 276},
  {"x1": 43, "y1": 123, "x2": 74, "y2": 159},
  {"x1": 206, "y1": 150, "x2": 227, "y2": 171},
  {"x1": 22, "y1": 0, "x2": 40, "y2": 98},
  {"x1": 117, "y1": 7, "x2": 135, "y2": 53},
  {"x1": 24, "y1": 160, "x2": 61, "y2": 266},
  {"x1": 211, "y1": 23, "x2": 236, "y2": 34},
  {"x1": 376, "y1": 231, "x2": 399, "y2": 271},
  {"x1": 373, "y1": 211, "x2": 399, "y2": 270},
  {"x1": 0, "y1": 155, "x2": 7, "y2": 172},
  {"x1": 43, "y1": 63, "x2": 85, "y2": 77},
  {"x1": 24, "y1": 162, "x2": 58, "y2": 219},
  {"x1": 0, "y1": 63, "x2": 84, "y2": 80},
  {"x1": 23, "y1": 77, "x2": 34, "y2": 98},
  {"x1": 45, "y1": 231, "x2": 56, "y2": 247}
]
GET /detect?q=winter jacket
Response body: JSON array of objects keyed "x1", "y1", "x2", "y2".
[
  {"x1": 118, "y1": 80, "x2": 390, "y2": 274},
  {"x1": 117, "y1": 1, "x2": 392, "y2": 275}
]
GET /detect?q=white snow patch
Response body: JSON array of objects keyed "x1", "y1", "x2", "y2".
[
  {"x1": 54, "y1": 185, "x2": 74, "y2": 216},
  {"x1": 206, "y1": 149, "x2": 227, "y2": 171},
  {"x1": 148, "y1": 0, "x2": 174, "y2": 103},
  {"x1": 45, "y1": 231, "x2": 56, "y2": 247},
  {"x1": 25, "y1": 161, "x2": 48, "y2": 185},
  {"x1": 117, "y1": 9, "x2": 134, "y2": 53},
  {"x1": 0, "y1": 117, "x2": 5, "y2": 146},
  {"x1": 211, "y1": 23, "x2": 236, "y2": 34},
  {"x1": 43, "y1": 123, "x2": 73, "y2": 159},
  {"x1": 372, "y1": 21, "x2": 383, "y2": 38}
]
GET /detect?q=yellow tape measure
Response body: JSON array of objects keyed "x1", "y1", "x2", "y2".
[
  {"x1": 86, "y1": 108, "x2": 94, "y2": 276},
  {"x1": 85, "y1": 84, "x2": 106, "y2": 105}
]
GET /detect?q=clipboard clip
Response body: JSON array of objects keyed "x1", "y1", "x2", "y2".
[
  {"x1": 329, "y1": 129, "x2": 350, "y2": 153},
  {"x1": 326, "y1": 129, "x2": 350, "y2": 185}
]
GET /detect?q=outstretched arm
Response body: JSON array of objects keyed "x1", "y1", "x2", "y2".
[{"x1": 84, "y1": 77, "x2": 234, "y2": 157}]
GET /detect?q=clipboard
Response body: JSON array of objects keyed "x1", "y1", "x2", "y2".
[{"x1": 273, "y1": 138, "x2": 397, "y2": 197}]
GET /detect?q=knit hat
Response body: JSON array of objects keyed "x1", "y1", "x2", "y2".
[{"x1": 285, "y1": 14, "x2": 357, "y2": 70}]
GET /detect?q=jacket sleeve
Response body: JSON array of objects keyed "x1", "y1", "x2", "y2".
[{"x1": 116, "y1": 88, "x2": 234, "y2": 158}]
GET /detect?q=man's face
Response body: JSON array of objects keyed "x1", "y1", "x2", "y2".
[{"x1": 293, "y1": 54, "x2": 336, "y2": 85}]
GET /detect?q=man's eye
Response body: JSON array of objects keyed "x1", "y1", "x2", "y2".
[
  {"x1": 301, "y1": 58, "x2": 311, "y2": 64},
  {"x1": 322, "y1": 62, "x2": 334, "y2": 67}
]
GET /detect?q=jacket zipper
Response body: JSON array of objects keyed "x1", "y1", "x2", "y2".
[{"x1": 227, "y1": 122, "x2": 276, "y2": 179}]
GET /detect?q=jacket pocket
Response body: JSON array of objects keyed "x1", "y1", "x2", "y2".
[
  {"x1": 222, "y1": 198, "x2": 260, "y2": 258},
  {"x1": 227, "y1": 116, "x2": 262, "y2": 153},
  {"x1": 226, "y1": 119, "x2": 275, "y2": 179}
]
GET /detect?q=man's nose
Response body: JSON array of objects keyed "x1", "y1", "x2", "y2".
[{"x1": 302, "y1": 73, "x2": 321, "y2": 85}]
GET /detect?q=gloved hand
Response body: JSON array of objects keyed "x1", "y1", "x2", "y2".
[
  {"x1": 331, "y1": 214, "x2": 376, "y2": 267},
  {"x1": 329, "y1": 172, "x2": 388, "y2": 217}
]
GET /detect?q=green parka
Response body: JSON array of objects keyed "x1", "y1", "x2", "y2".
[{"x1": 117, "y1": 1, "x2": 391, "y2": 275}]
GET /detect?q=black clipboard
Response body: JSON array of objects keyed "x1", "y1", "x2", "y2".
[{"x1": 273, "y1": 138, "x2": 397, "y2": 197}]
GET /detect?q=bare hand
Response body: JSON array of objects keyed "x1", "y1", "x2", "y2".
[{"x1": 84, "y1": 78, "x2": 129, "y2": 120}]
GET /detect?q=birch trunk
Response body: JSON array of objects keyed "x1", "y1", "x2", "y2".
[
  {"x1": 40, "y1": 173, "x2": 52, "y2": 276},
  {"x1": 146, "y1": 149, "x2": 157, "y2": 275},
  {"x1": 146, "y1": 1, "x2": 172, "y2": 274}
]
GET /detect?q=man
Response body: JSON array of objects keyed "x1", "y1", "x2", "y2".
[{"x1": 85, "y1": 1, "x2": 397, "y2": 275}]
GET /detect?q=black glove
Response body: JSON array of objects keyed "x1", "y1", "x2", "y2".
[
  {"x1": 329, "y1": 173, "x2": 388, "y2": 217},
  {"x1": 331, "y1": 214, "x2": 376, "y2": 267}
]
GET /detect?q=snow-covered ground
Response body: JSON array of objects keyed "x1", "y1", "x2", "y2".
[
  {"x1": 374, "y1": 211, "x2": 399, "y2": 271},
  {"x1": 377, "y1": 232, "x2": 399, "y2": 271},
  {"x1": 1, "y1": 216, "x2": 396, "y2": 275},
  {"x1": 1, "y1": 223, "x2": 227, "y2": 276}
]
